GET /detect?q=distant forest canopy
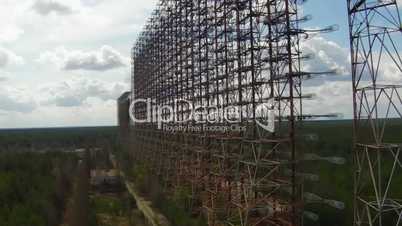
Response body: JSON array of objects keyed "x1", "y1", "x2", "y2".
[
  {"x1": 0, "y1": 152, "x2": 79, "y2": 226},
  {"x1": 0, "y1": 126, "x2": 118, "y2": 152},
  {"x1": 0, "y1": 127, "x2": 117, "y2": 226}
]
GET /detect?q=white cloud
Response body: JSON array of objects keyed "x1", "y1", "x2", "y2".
[
  {"x1": 80, "y1": 0, "x2": 104, "y2": 7},
  {"x1": 0, "y1": 77, "x2": 128, "y2": 128},
  {"x1": 301, "y1": 35, "x2": 401, "y2": 85},
  {"x1": 40, "y1": 78, "x2": 128, "y2": 107},
  {"x1": 304, "y1": 81, "x2": 353, "y2": 118},
  {"x1": 38, "y1": 46, "x2": 129, "y2": 71},
  {"x1": 302, "y1": 36, "x2": 351, "y2": 76},
  {"x1": 0, "y1": 1, "x2": 26, "y2": 43},
  {"x1": 32, "y1": 0, "x2": 73, "y2": 16},
  {"x1": 54, "y1": 0, "x2": 155, "y2": 43},
  {"x1": 0, "y1": 87, "x2": 37, "y2": 113},
  {"x1": 0, "y1": 0, "x2": 156, "y2": 128},
  {"x1": 379, "y1": 54, "x2": 402, "y2": 83},
  {"x1": 0, "y1": 47, "x2": 24, "y2": 68},
  {"x1": 0, "y1": 25, "x2": 24, "y2": 43}
]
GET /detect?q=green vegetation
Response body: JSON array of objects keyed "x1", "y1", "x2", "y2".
[
  {"x1": 301, "y1": 119, "x2": 402, "y2": 226},
  {"x1": 156, "y1": 195, "x2": 205, "y2": 226},
  {"x1": 119, "y1": 119, "x2": 402, "y2": 226},
  {"x1": 91, "y1": 194, "x2": 133, "y2": 219},
  {"x1": 1, "y1": 120, "x2": 400, "y2": 226},
  {"x1": 92, "y1": 196, "x2": 126, "y2": 216},
  {"x1": 0, "y1": 127, "x2": 118, "y2": 152},
  {"x1": 0, "y1": 126, "x2": 117, "y2": 226},
  {"x1": 301, "y1": 120, "x2": 354, "y2": 226},
  {"x1": 120, "y1": 158, "x2": 206, "y2": 226},
  {"x1": 91, "y1": 193, "x2": 138, "y2": 226},
  {"x1": 0, "y1": 152, "x2": 78, "y2": 226}
]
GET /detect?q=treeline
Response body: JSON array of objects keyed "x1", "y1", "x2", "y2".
[
  {"x1": 0, "y1": 127, "x2": 118, "y2": 152},
  {"x1": 0, "y1": 152, "x2": 78, "y2": 226}
]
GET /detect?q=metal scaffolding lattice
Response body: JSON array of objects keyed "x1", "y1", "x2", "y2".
[
  {"x1": 129, "y1": 0, "x2": 322, "y2": 225},
  {"x1": 347, "y1": 0, "x2": 402, "y2": 225}
]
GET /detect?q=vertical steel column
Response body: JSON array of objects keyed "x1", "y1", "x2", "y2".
[{"x1": 347, "y1": 1, "x2": 402, "y2": 225}]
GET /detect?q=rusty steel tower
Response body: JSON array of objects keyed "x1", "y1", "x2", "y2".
[
  {"x1": 347, "y1": 0, "x2": 402, "y2": 225},
  {"x1": 129, "y1": 0, "x2": 312, "y2": 225}
]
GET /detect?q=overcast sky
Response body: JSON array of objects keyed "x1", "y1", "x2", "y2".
[
  {"x1": 0, "y1": 0, "x2": 158, "y2": 128},
  {"x1": 0, "y1": 0, "x2": 400, "y2": 128}
]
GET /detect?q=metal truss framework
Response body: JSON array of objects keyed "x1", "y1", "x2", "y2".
[
  {"x1": 347, "y1": 0, "x2": 402, "y2": 225},
  {"x1": 130, "y1": 1, "x2": 309, "y2": 225}
]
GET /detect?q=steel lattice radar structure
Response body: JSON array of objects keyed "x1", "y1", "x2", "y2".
[
  {"x1": 347, "y1": 0, "x2": 402, "y2": 225},
  {"x1": 117, "y1": 0, "x2": 402, "y2": 226}
]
